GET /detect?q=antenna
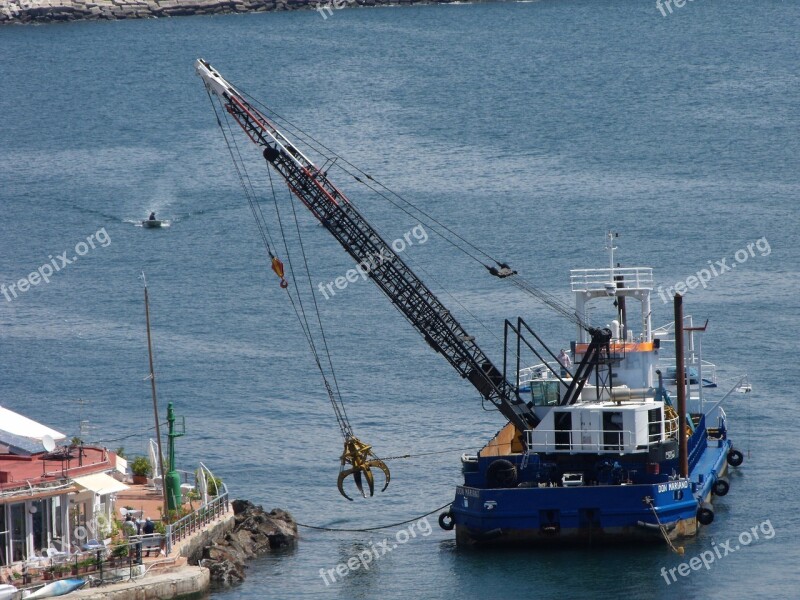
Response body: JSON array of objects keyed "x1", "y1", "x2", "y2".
[
  {"x1": 75, "y1": 398, "x2": 90, "y2": 440},
  {"x1": 605, "y1": 231, "x2": 619, "y2": 273},
  {"x1": 42, "y1": 435, "x2": 55, "y2": 453}
]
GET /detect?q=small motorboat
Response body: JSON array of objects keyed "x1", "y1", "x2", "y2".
[
  {"x1": 23, "y1": 578, "x2": 86, "y2": 599},
  {"x1": 142, "y1": 219, "x2": 165, "y2": 228}
]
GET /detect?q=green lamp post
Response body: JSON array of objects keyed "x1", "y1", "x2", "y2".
[{"x1": 165, "y1": 402, "x2": 184, "y2": 511}]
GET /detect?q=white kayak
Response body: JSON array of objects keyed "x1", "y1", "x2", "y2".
[
  {"x1": 23, "y1": 579, "x2": 86, "y2": 599},
  {"x1": 0, "y1": 584, "x2": 17, "y2": 600}
]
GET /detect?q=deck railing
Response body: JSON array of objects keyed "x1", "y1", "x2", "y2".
[
  {"x1": 526, "y1": 428, "x2": 636, "y2": 453},
  {"x1": 164, "y1": 485, "x2": 229, "y2": 555},
  {"x1": 570, "y1": 266, "x2": 654, "y2": 292}
]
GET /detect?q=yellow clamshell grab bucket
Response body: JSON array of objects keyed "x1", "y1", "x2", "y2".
[{"x1": 338, "y1": 435, "x2": 391, "y2": 501}]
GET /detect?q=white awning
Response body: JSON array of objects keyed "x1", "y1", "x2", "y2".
[
  {"x1": 0, "y1": 405, "x2": 65, "y2": 440},
  {"x1": 72, "y1": 472, "x2": 129, "y2": 496}
]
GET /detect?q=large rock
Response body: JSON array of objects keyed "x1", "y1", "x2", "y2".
[{"x1": 198, "y1": 500, "x2": 297, "y2": 584}]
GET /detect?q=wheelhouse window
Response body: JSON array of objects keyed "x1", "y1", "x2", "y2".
[
  {"x1": 602, "y1": 411, "x2": 623, "y2": 451},
  {"x1": 530, "y1": 381, "x2": 560, "y2": 406},
  {"x1": 554, "y1": 412, "x2": 572, "y2": 450},
  {"x1": 648, "y1": 407, "x2": 663, "y2": 444}
]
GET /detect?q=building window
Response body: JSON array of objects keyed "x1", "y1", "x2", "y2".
[
  {"x1": 52, "y1": 496, "x2": 63, "y2": 545},
  {"x1": 30, "y1": 499, "x2": 49, "y2": 555},
  {"x1": 0, "y1": 505, "x2": 7, "y2": 566},
  {"x1": 9, "y1": 503, "x2": 26, "y2": 562}
]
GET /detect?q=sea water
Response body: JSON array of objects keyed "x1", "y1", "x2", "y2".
[{"x1": 1, "y1": 1, "x2": 798, "y2": 598}]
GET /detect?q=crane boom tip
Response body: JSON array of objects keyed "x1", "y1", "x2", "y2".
[{"x1": 195, "y1": 59, "x2": 235, "y2": 99}]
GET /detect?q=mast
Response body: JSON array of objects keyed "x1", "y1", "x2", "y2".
[
  {"x1": 674, "y1": 293, "x2": 689, "y2": 479},
  {"x1": 143, "y1": 274, "x2": 169, "y2": 517},
  {"x1": 195, "y1": 59, "x2": 539, "y2": 432}
]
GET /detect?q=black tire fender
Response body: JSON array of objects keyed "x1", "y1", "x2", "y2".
[
  {"x1": 486, "y1": 459, "x2": 518, "y2": 488},
  {"x1": 697, "y1": 502, "x2": 714, "y2": 525},
  {"x1": 712, "y1": 479, "x2": 730, "y2": 496},
  {"x1": 727, "y1": 449, "x2": 744, "y2": 467},
  {"x1": 438, "y1": 511, "x2": 455, "y2": 531}
]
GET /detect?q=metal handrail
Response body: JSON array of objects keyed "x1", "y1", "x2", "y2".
[
  {"x1": 526, "y1": 428, "x2": 635, "y2": 452},
  {"x1": 164, "y1": 486, "x2": 229, "y2": 555},
  {"x1": 570, "y1": 267, "x2": 654, "y2": 292},
  {"x1": 526, "y1": 418, "x2": 677, "y2": 452}
]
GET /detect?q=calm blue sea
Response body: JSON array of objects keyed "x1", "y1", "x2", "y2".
[{"x1": 1, "y1": 1, "x2": 798, "y2": 598}]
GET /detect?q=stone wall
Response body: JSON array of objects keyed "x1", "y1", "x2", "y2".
[{"x1": 0, "y1": 0, "x2": 450, "y2": 24}]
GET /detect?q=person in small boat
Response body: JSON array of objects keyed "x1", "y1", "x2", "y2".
[
  {"x1": 149, "y1": 212, "x2": 156, "y2": 221},
  {"x1": 558, "y1": 348, "x2": 571, "y2": 378}
]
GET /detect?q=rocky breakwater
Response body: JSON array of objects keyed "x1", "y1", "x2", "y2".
[
  {"x1": 1, "y1": 0, "x2": 286, "y2": 23},
  {"x1": 0, "y1": 0, "x2": 441, "y2": 24},
  {"x1": 196, "y1": 499, "x2": 298, "y2": 584}
]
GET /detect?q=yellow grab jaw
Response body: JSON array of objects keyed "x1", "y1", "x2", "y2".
[{"x1": 337, "y1": 436, "x2": 391, "y2": 501}]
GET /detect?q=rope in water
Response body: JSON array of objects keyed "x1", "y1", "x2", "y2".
[
  {"x1": 646, "y1": 497, "x2": 684, "y2": 555},
  {"x1": 297, "y1": 502, "x2": 452, "y2": 532}
]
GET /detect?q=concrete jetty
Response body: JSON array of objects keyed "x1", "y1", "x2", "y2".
[
  {"x1": 56, "y1": 500, "x2": 296, "y2": 599},
  {"x1": 66, "y1": 566, "x2": 210, "y2": 600}
]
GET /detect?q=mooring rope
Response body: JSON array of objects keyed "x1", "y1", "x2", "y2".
[
  {"x1": 645, "y1": 497, "x2": 684, "y2": 555},
  {"x1": 296, "y1": 502, "x2": 452, "y2": 532}
]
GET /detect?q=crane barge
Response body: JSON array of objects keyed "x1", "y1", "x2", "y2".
[{"x1": 196, "y1": 60, "x2": 747, "y2": 546}]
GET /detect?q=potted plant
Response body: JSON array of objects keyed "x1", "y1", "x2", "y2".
[
  {"x1": 130, "y1": 456, "x2": 151, "y2": 484},
  {"x1": 78, "y1": 558, "x2": 95, "y2": 574},
  {"x1": 207, "y1": 475, "x2": 224, "y2": 497},
  {"x1": 110, "y1": 542, "x2": 129, "y2": 566}
]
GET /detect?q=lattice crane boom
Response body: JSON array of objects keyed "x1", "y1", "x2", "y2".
[{"x1": 196, "y1": 59, "x2": 540, "y2": 432}]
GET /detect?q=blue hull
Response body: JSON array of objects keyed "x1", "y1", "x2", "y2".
[{"x1": 450, "y1": 421, "x2": 733, "y2": 546}]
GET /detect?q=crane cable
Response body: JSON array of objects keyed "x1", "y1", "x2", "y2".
[
  {"x1": 232, "y1": 91, "x2": 543, "y2": 351},
  {"x1": 238, "y1": 89, "x2": 591, "y2": 333},
  {"x1": 267, "y1": 165, "x2": 353, "y2": 438},
  {"x1": 208, "y1": 90, "x2": 353, "y2": 440},
  {"x1": 206, "y1": 88, "x2": 278, "y2": 261},
  {"x1": 238, "y1": 89, "x2": 498, "y2": 268}
]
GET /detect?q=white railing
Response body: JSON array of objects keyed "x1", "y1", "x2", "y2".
[
  {"x1": 518, "y1": 361, "x2": 561, "y2": 385},
  {"x1": 570, "y1": 267, "x2": 654, "y2": 292},
  {"x1": 657, "y1": 357, "x2": 717, "y2": 386},
  {"x1": 526, "y1": 428, "x2": 635, "y2": 453},
  {"x1": 652, "y1": 414, "x2": 680, "y2": 443},
  {"x1": 526, "y1": 418, "x2": 677, "y2": 453}
]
